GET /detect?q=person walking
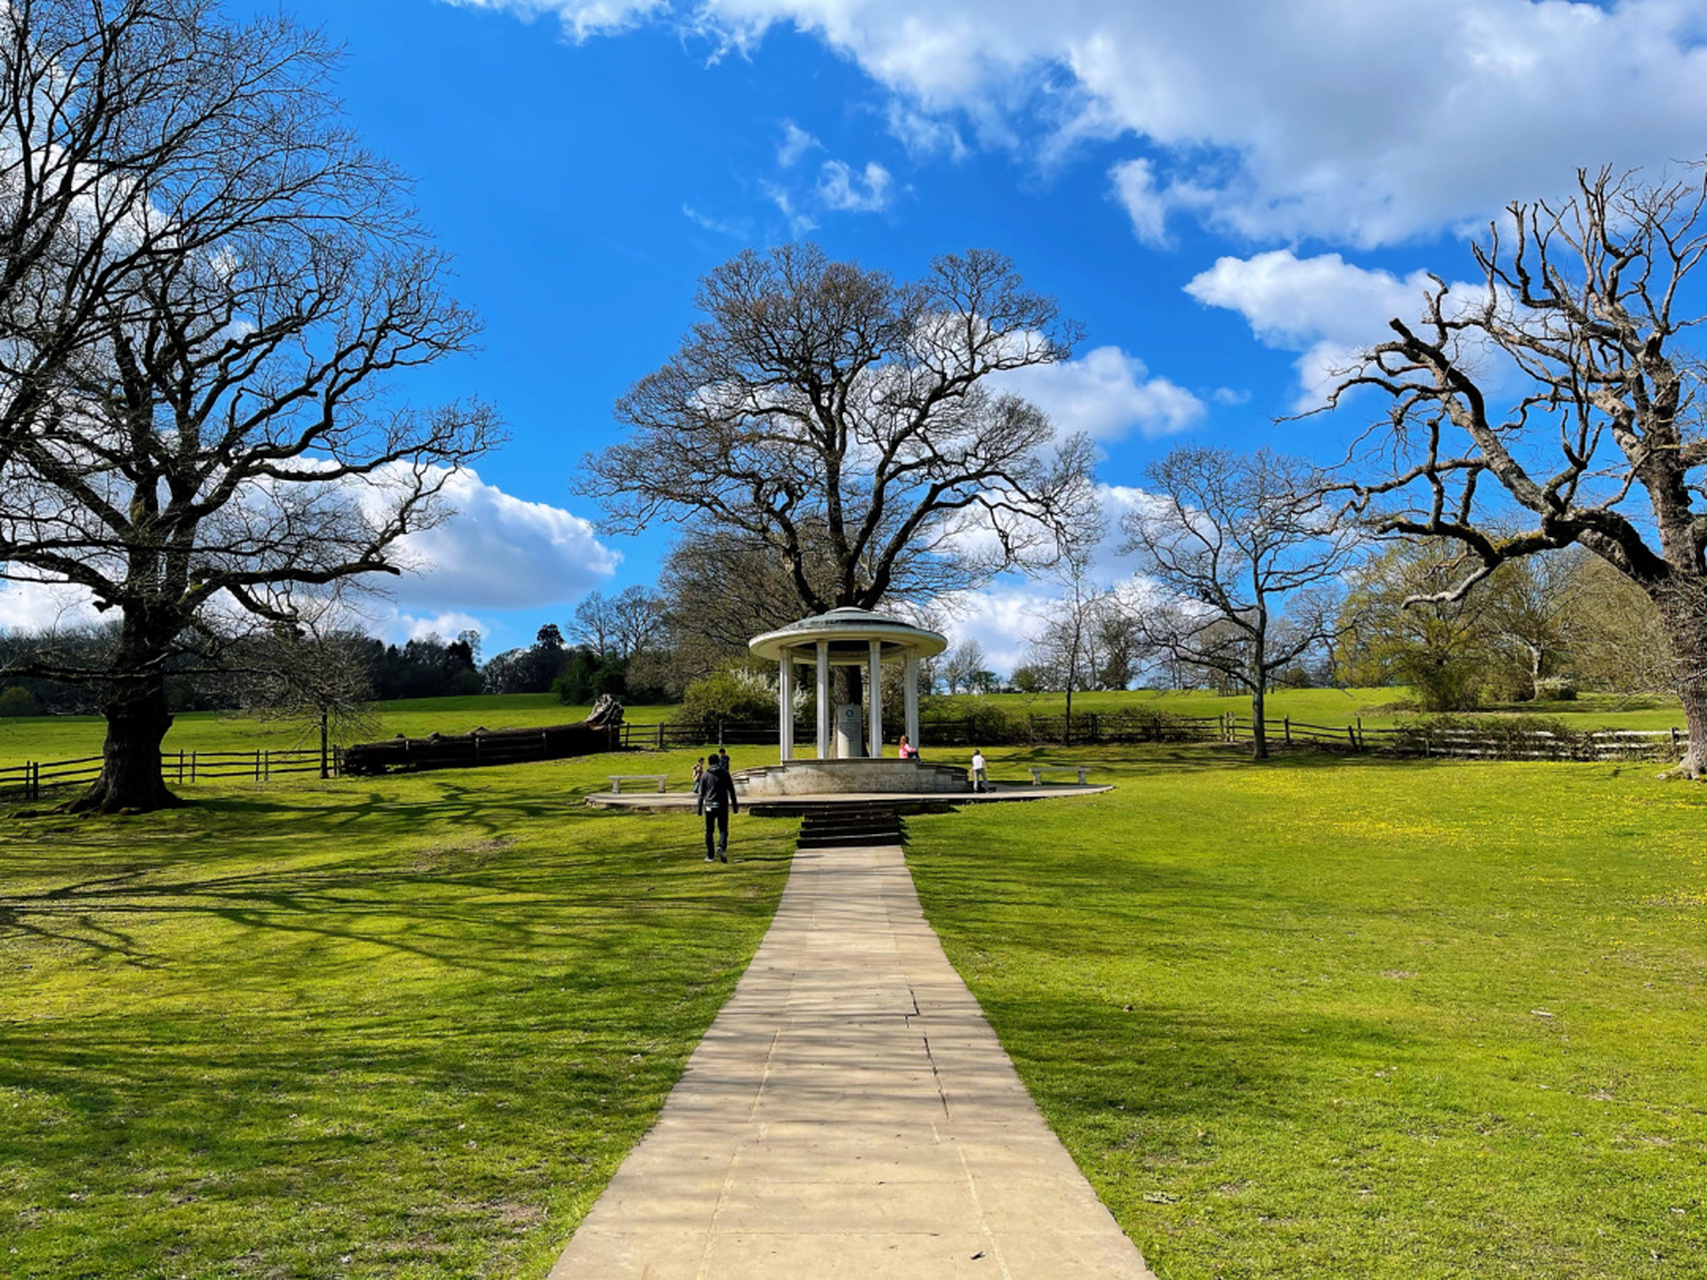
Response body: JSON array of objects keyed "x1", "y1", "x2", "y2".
[
  {"x1": 692, "y1": 756, "x2": 706, "y2": 788},
  {"x1": 970, "y1": 747, "x2": 987, "y2": 793},
  {"x1": 718, "y1": 746, "x2": 731, "y2": 772},
  {"x1": 695, "y1": 752, "x2": 739, "y2": 862}
]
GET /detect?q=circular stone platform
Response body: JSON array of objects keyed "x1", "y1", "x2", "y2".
[{"x1": 585, "y1": 781, "x2": 1112, "y2": 814}]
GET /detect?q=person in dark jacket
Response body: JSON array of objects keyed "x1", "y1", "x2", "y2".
[{"x1": 695, "y1": 754, "x2": 739, "y2": 862}]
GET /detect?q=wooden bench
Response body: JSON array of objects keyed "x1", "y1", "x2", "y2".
[
  {"x1": 608, "y1": 774, "x2": 670, "y2": 794},
  {"x1": 1029, "y1": 765, "x2": 1091, "y2": 786}
]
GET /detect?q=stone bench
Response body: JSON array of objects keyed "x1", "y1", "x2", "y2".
[
  {"x1": 1029, "y1": 765, "x2": 1091, "y2": 786},
  {"x1": 608, "y1": 774, "x2": 670, "y2": 794}
]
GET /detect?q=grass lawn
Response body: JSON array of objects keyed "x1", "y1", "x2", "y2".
[
  {"x1": 0, "y1": 694, "x2": 678, "y2": 772},
  {"x1": 908, "y1": 746, "x2": 1707, "y2": 1279},
  {"x1": 0, "y1": 748, "x2": 792, "y2": 1279}
]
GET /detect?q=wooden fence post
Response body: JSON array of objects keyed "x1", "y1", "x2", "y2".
[
  {"x1": 1284, "y1": 716, "x2": 1291, "y2": 746},
  {"x1": 1356, "y1": 717, "x2": 1363, "y2": 751},
  {"x1": 657, "y1": 723, "x2": 665, "y2": 750}
]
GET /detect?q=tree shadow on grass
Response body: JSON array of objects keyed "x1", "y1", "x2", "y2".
[{"x1": 0, "y1": 787, "x2": 796, "y2": 970}]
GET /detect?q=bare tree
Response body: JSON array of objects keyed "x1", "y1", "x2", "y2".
[
  {"x1": 1024, "y1": 545, "x2": 1119, "y2": 741},
  {"x1": 0, "y1": 2, "x2": 495, "y2": 812},
  {"x1": 570, "y1": 590, "x2": 617, "y2": 657},
  {"x1": 581, "y1": 243, "x2": 1096, "y2": 623},
  {"x1": 241, "y1": 620, "x2": 378, "y2": 780},
  {"x1": 939, "y1": 639, "x2": 986, "y2": 695},
  {"x1": 1331, "y1": 165, "x2": 1707, "y2": 774},
  {"x1": 1122, "y1": 446, "x2": 1365, "y2": 759},
  {"x1": 608, "y1": 584, "x2": 666, "y2": 659}
]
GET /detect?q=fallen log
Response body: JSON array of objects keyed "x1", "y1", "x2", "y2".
[{"x1": 341, "y1": 695, "x2": 625, "y2": 776}]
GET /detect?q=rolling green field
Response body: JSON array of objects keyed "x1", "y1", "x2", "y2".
[
  {"x1": 0, "y1": 749, "x2": 793, "y2": 1279},
  {"x1": 937, "y1": 686, "x2": 1691, "y2": 733},
  {"x1": 910, "y1": 745, "x2": 1707, "y2": 1279},
  {"x1": 4, "y1": 728, "x2": 1704, "y2": 1277},
  {"x1": 0, "y1": 695, "x2": 678, "y2": 772}
]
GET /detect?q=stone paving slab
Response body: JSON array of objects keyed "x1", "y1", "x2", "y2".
[{"x1": 548, "y1": 844, "x2": 1154, "y2": 1279}]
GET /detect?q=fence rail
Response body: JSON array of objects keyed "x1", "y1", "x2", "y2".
[
  {"x1": 0, "y1": 748, "x2": 335, "y2": 801},
  {"x1": 1223, "y1": 714, "x2": 1689, "y2": 762}
]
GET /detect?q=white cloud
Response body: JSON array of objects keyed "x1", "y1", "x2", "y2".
[
  {"x1": 1184, "y1": 249, "x2": 1479, "y2": 405},
  {"x1": 1109, "y1": 157, "x2": 1170, "y2": 247},
  {"x1": 590, "y1": 0, "x2": 1707, "y2": 247},
  {"x1": 1, "y1": 470, "x2": 618, "y2": 646},
  {"x1": 935, "y1": 585, "x2": 1044, "y2": 677},
  {"x1": 815, "y1": 158, "x2": 894, "y2": 213},
  {"x1": 384, "y1": 467, "x2": 619, "y2": 612},
  {"x1": 396, "y1": 610, "x2": 489, "y2": 642},
  {"x1": 999, "y1": 345, "x2": 1204, "y2": 441},
  {"x1": 0, "y1": 580, "x2": 104, "y2": 634},
  {"x1": 1185, "y1": 250, "x2": 1444, "y2": 349},
  {"x1": 762, "y1": 181, "x2": 818, "y2": 234},
  {"x1": 440, "y1": 0, "x2": 666, "y2": 40},
  {"x1": 885, "y1": 100, "x2": 968, "y2": 160},
  {"x1": 933, "y1": 482, "x2": 1163, "y2": 675},
  {"x1": 682, "y1": 203, "x2": 750, "y2": 237},
  {"x1": 777, "y1": 119, "x2": 821, "y2": 167}
]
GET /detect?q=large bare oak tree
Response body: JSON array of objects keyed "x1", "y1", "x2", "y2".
[
  {"x1": 1330, "y1": 165, "x2": 1707, "y2": 775},
  {"x1": 0, "y1": 0, "x2": 495, "y2": 812},
  {"x1": 581, "y1": 243, "x2": 1097, "y2": 621}
]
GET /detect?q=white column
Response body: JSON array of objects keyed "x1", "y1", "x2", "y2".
[
  {"x1": 868, "y1": 639, "x2": 883, "y2": 757},
  {"x1": 816, "y1": 641, "x2": 831, "y2": 759},
  {"x1": 904, "y1": 653, "x2": 920, "y2": 750},
  {"x1": 778, "y1": 650, "x2": 794, "y2": 761}
]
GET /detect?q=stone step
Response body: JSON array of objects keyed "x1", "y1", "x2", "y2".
[{"x1": 796, "y1": 810, "x2": 905, "y2": 850}]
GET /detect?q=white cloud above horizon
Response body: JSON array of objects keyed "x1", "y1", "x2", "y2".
[
  {"x1": 383, "y1": 467, "x2": 619, "y2": 612},
  {"x1": 1000, "y1": 345, "x2": 1204, "y2": 441},
  {"x1": 1184, "y1": 249, "x2": 1481, "y2": 405},
  {"x1": 934, "y1": 481, "x2": 1158, "y2": 675},
  {"x1": 445, "y1": 0, "x2": 1707, "y2": 248},
  {"x1": 0, "y1": 469, "x2": 619, "y2": 647}
]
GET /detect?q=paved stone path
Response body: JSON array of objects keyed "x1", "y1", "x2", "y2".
[{"x1": 549, "y1": 843, "x2": 1155, "y2": 1278}]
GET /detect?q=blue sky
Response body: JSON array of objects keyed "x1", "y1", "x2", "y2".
[{"x1": 11, "y1": 0, "x2": 1707, "y2": 670}]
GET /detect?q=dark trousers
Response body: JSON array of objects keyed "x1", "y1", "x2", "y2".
[{"x1": 703, "y1": 806, "x2": 729, "y2": 857}]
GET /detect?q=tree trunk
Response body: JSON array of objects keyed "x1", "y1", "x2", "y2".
[
  {"x1": 1654, "y1": 586, "x2": 1707, "y2": 777},
  {"x1": 70, "y1": 677, "x2": 182, "y2": 814},
  {"x1": 1249, "y1": 681, "x2": 1269, "y2": 760}
]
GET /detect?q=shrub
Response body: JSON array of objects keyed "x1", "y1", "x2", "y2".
[
  {"x1": 1533, "y1": 676, "x2": 1578, "y2": 702},
  {"x1": 673, "y1": 659, "x2": 777, "y2": 729},
  {"x1": 0, "y1": 685, "x2": 40, "y2": 717}
]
